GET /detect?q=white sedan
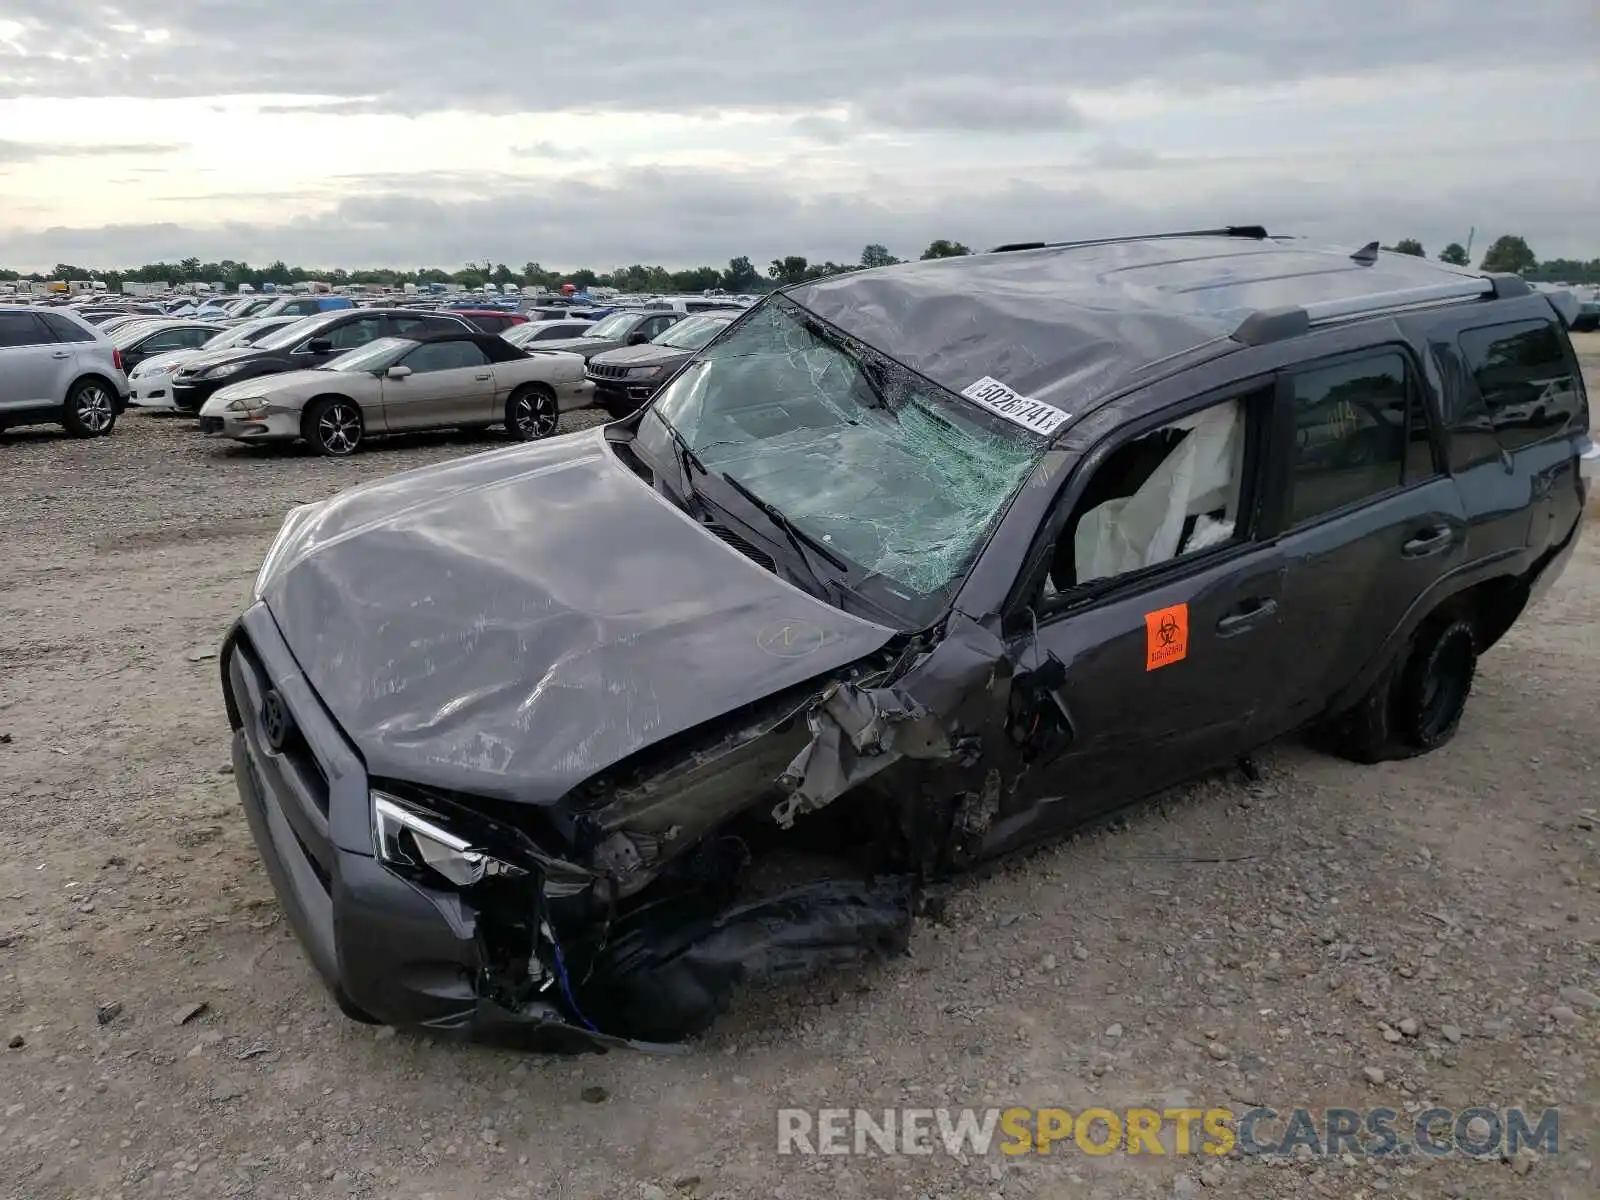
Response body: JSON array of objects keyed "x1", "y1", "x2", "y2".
[{"x1": 197, "y1": 332, "x2": 594, "y2": 455}]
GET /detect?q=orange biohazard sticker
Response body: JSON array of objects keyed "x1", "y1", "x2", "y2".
[{"x1": 1144, "y1": 603, "x2": 1189, "y2": 670}]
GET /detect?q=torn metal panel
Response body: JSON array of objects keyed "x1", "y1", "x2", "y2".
[
  {"x1": 774, "y1": 681, "x2": 956, "y2": 826},
  {"x1": 773, "y1": 611, "x2": 1011, "y2": 827}
]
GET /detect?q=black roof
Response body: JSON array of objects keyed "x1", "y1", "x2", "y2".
[
  {"x1": 409, "y1": 329, "x2": 530, "y2": 362},
  {"x1": 786, "y1": 234, "x2": 1496, "y2": 416}
]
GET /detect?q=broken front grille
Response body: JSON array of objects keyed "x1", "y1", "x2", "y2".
[{"x1": 229, "y1": 634, "x2": 331, "y2": 818}]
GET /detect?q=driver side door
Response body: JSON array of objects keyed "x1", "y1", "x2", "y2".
[
  {"x1": 978, "y1": 383, "x2": 1290, "y2": 857},
  {"x1": 380, "y1": 341, "x2": 496, "y2": 431}
]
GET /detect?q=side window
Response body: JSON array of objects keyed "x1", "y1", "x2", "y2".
[
  {"x1": 395, "y1": 316, "x2": 469, "y2": 338},
  {"x1": 1456, "y1": 320, "x2": 1579, "y2": 453},
  {"x1": 401, "y1": 341, "x2": 489, "y2": 374},
  {"x1": 36, "y1": 312, "x2": 96, "y2": 343},
  {"x1": 1043, "y1": 392, "x2": 1257, "y2": 597},
  {"x1": 324, "y1": 316, "x2": 386, "y2": 350},
  {"x1": 143, "y1": 329, "x2": 204, "y2": 352},
  {"x1": 0, "y1": 312, "x2": 51, "y2": 348},
  {"x1": 1285, "y1": 352, "x2": 1422, "y2": 527}
]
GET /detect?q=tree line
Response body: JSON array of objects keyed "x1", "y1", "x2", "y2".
[
  {"x1": 0, "y1": 240, "x2": 974, "y2": 294},
  {"x1": 3, "y1": 233, "x2": 1595, "y2": 292},
  {"x1": 1381, "y1": 234, "x2": 1599, "y2": 283}
]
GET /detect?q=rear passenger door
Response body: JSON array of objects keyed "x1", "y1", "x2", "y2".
[
  {"x1": 35, "y1": 311, "x2": 103, "y2": 397},
  {"x1": 0, "y1": 311, "x2": 61, "y2": 409},
  {"x1": 1266, "y1": 347, "x2": 1466, "y2": 735}
]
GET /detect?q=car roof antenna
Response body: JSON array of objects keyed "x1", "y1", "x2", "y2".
[{"x1": 1350, "y1": 241, "x2": 1380, "y2": 264}]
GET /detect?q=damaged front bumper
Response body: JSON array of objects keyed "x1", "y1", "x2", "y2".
[
  {"x1": 223, "y1": 603, "x2": 616, "y2": 1045},
  {"x1": 222, "y1": 602, "x2": 914, "y2": 1049},
  {"x1": 198, "y1": 402, "x2": 302, "y2": 442}
]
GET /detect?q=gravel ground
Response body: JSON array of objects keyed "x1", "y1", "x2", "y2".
[{"x1": 2, "y1": 339, "x2": 1598, "y2": 1200}]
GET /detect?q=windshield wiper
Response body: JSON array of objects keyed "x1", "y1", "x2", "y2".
[
  {"x1": 718, "y1": 472, "x2": 851, "y2": 605},
  {"x1": 656, "y1": 416, "x2": 705, "y2": 478}
]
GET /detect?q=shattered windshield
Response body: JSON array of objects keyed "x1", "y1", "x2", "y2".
[{"x1": 651, "y1": 296, "x2": 1047, "y2": 622}]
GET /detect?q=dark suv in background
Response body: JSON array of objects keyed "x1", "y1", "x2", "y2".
[
  {"x1": 170, "y1": 308, "x2": 472, "y2": 413},
  {"x1": 585, "y1": 311, "x2": 738, "y2": 417}
]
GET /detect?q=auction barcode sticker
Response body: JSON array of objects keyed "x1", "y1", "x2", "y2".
[{"x1": 959, "y1": 376, "x2": 1070, "y2": 436}]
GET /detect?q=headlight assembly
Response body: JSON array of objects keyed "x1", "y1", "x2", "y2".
[
  {"x1": 626, "y1": 365, "x2": 664, "y2": 379},
  {"x1": 224, "y1": 397, "x2": 267, "y2": 414},
  {"x1": 206, "y1": 362, "x2": 245, "y2": 379},
  {"x1": 372, "y1": 792, "x2": 527, "y2": 888}
]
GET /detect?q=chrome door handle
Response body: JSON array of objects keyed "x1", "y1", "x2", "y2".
[{"x1": 473, "y1": 373, "x2": 491, "y2": 380}]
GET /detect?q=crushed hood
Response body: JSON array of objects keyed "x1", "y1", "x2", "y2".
[{"x1": 257, "y1": 427, "x2": 897, "y2": 804}]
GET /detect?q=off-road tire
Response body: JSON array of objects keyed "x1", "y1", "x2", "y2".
[
  {"x1": 1327, "y1": 614, "x2": 1477, "y2": 763},
  {"x1": 302, "y1": 395, "x2": 364, "y2": 457},
  {"x1": 61, "y1": 378, "x2": 118, "y2": 438}
]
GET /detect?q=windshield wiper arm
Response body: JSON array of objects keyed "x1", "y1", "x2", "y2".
[
  {"x1": 718, "y1": 472, "x2": 850, "y2": 602},
  {"x1": 719, "y1": 473, "x2": 848, "y2": 572}
]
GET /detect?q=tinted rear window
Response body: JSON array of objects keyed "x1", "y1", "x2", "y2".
[
  {"x1": 1456, "y1": 319, "x2": 1581, "y2": 453},
  {"x1": 38, "y1": 312, "x2": 98, "y2": 343},
  {"x1": 1285, "y1": 351, "x2": 1429, "y2": 526}
]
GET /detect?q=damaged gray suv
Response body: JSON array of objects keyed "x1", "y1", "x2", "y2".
[{"x1": 222, "y1": 228, "x2": 1591, "y2": 1047}]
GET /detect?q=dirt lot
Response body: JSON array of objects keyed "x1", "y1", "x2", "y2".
[{"x1": 2, "y1": 336, "x2": 1598, "y2": 1200}]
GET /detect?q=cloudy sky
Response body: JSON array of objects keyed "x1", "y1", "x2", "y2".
[{"x1": 0, "y1": 1, "x2": 1595, "y2": 273}]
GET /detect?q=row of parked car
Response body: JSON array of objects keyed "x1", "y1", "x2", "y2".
[{"x1": 0, "y1": 297, "x2": 743, "y2": 455}]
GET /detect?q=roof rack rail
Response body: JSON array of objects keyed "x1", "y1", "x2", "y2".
[
  {"x1": 1233, "y1": 276, "x2": 1501, "y2": 346},
  {"x1": 988, "y1": 226, "x2": 1270, "y2": 254}
]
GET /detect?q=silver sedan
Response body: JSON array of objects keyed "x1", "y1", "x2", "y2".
[{"x1": 196, "y1": 333, "x2": 594, "y2": 455}]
